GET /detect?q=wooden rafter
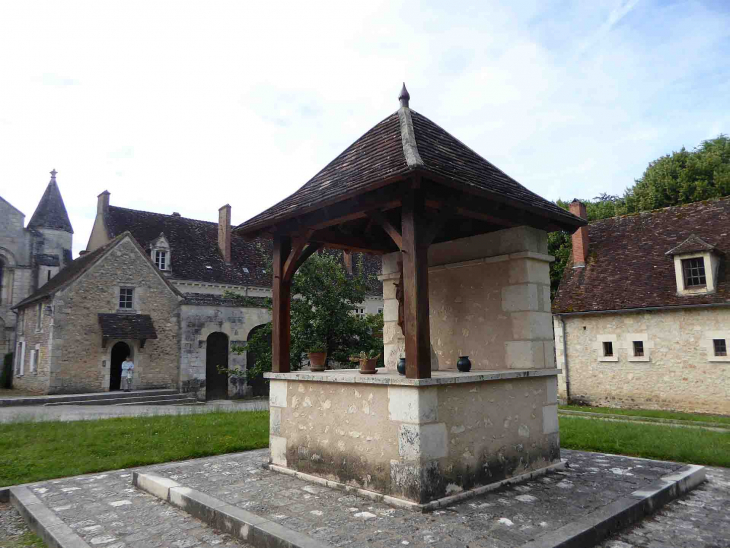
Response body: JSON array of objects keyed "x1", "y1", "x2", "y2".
[{"x1": 367, "y1": 210, "x2": 403, "y2": 250}]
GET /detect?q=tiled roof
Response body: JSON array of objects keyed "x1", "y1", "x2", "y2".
[
  {"x1": 105, "y1": 207, "x2": 273, "y2": 287},
  {"x1": 553, "y1": 198, "x2": 730, "y2": 314},
  {"x1": 28, "y1": 177, "x2": 73, "y2": 233},
  {"x1": 237, "y1": 107, "x2": 582, "y2": 234},
  {"x1": 181, "y1": 293, "x2": 270, "y2": 307},
  {"x1": 665, "y1": 234, "x2": 720, "y2": 256},
  {"x1": 98, "y1": 313, "x2": 158, "y2": 340}
]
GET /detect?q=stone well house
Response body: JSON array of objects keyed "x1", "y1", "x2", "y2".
[
  {"x1": 553, "y1": 198, "x2": 730, "y2": 415},
  {"x1": 13, "y1": 233, "x2": 182, "y2": 394},
  {"x1": 1, "y1": 170, "x2": 74, "y2": 358}
]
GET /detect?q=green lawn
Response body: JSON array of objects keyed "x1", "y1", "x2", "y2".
[
  {"x1": 559, "y1": 404, "x2": 730, "y2": 426},
  {"x1": 559, "y1": 416, "x2": 730, "y2": 467},
  {"x1": 0, "y1": 411, "x2": 269, "y2": 487}
]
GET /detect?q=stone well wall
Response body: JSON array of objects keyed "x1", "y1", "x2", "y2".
[
  {"x1": 381, "y1": 226, "x2": 554, "y2": 372},
  {"x1": 554, "y1": 307, "x2": 730, "y2": 415},
  {"x1": 267, "y1": 370, "x2": 560, "y2": 505}
]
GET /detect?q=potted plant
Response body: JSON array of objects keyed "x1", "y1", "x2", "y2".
[
  {"x1": 308, "y1": 345, "x2": 327, "y2": 372},
  {"x1": 350, "y1": 350, "x2": 381, "y2": 374}
]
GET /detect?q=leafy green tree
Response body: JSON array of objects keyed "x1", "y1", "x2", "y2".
[{"x1": 233, "y1": 252, "x2": 384, "y2": 379}]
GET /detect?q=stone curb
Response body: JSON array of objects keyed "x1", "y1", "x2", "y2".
[
  {"x1": 133, "y1": 471, "x2": 331, "y2": 548},
  {"x1": 519, "y1": 463, "x2": 706, "y2": 548},
  {"x1": 265, "y1": 460, "x2": 568, "y2": 512},
  {"x1": 558, "y1": 409, "x2": 730, "y2": 430},
  {"x1": 9, "y1": 485, "x2": 91, "y2": 548}
]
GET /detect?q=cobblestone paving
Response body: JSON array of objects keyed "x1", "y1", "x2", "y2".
[
  {"x1": 23, "y1": 471, "x2": 252, "y2": 547},
  {"x1": 148, "y1": 449, "x2": 683, "y2": 547},
  {"x1": 598, "y1": 465, "x2": 730, "y2": 548},
  {"x1": 17, "y1": 449, "x2": 729, "y2": 548},
  {"x1": 0, "y1": 502, "x2": 46, "y2": 547}
]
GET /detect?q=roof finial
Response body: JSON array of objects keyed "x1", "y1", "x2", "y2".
[
  {"x1": 50, "y1": 169, "x2": 57, "y2": 181},
  {"x1": 398, "y1": 82, "x2": 410, "y2": 108}
]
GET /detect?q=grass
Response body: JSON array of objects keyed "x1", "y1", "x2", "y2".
[
  {"x1": 559, "y1": 404, "x2": 730, "y2": 425},
  {"x1": 1, "y1": 531, "x2": 47, "y2": 548},
  {"x1": 559, "y1": 416, "x2": 730, "y2": 467},
  {"x1": 0, "y1": 410, "x2": 269, "y2": 487}
]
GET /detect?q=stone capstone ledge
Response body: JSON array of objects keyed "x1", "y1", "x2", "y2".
[
  {"x1": 9, "y1": 485, "x2": 91, "y2": 548},
  {"x1": 132, "y1": 471, "x2": 331, "y2": 548},
  {"x1": 265, "y1": 368, "x2": 561, "y2": 386},
  {"x1": 265, "y1": 460, "x2": 567, "y2": 513},
  {"x1": 519, "y1": 463, "x2": 706, "y2": 548}
]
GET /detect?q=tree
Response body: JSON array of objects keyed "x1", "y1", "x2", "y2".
[
  {"x1": 234, "y1": 252, "x2": 384, "y2": 379},
  {"x1": 549, "y1": 134, "x2": 730, "y2": 299}
]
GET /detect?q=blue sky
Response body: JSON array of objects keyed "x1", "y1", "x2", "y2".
[{"x1": 1, "y1": 0, "x2": 728, "y2": 256}]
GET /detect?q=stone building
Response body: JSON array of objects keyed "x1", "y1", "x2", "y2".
[
  {"x1": 13, "y1": 233, "x2": 181, "y2": 394},
  {"x1": 1, "y1": 170, "x2": 73, "y2": 358},
  {"x1": 553, "y1": 198, "x2": 730, "y2": 415}
]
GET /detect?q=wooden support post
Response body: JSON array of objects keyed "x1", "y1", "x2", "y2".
[
  {"x1": 401, "y1": 187, "x2": 431, "y2": 379},
  {"x1": 272, "y1": 235, "x2": 292, "y2": 373}
]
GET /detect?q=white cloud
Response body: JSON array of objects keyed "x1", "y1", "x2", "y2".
[{"x1": 0, "y1": 0, "x2": 728, "y2": 256}]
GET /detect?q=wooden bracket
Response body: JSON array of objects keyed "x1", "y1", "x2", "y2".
[
  {"x1": 368, "y1": 210, "x2": 403, "y2": 250},
  {"x1": 422, "y1": 199, "x2": 458, "y2": 247}
]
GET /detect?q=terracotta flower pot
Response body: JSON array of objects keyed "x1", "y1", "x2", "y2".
[
  {"x1": 309, "y1": 352, "x2": 327, "y2": 372},
  {"x1": 359, "y1": 356, "x2": 379, "y2": 374}
]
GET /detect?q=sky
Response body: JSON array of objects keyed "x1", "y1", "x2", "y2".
[{"x1": 1, "y1": 0, "x2": 729, "y2": 257}]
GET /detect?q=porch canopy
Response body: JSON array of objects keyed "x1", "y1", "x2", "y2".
[{"x1": 235, "y1": 85, "x2": 585, "y2": 379}]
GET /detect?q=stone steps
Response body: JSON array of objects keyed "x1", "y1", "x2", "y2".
[
  {"x1": 0, "y1": 389, "x2": 177, "y2": 407},
  {"x1": 44, "y1": 393, "x2": 196, "y2": 406}
]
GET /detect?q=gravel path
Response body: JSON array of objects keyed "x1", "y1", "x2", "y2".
[{"x1": 0, "y1": 502, "x2": 46, "y2": 548}]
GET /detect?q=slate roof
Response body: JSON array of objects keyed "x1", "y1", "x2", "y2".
[
  {"x1": 105, "y1": 206, "x2": 273, "y2": 288},
  {"x1": 553, "y1": 198, "x2": 730, "y2": 314},
  {"x1": 236, "y1": 106, "x2": 582, "y2": 235},
  {"x1": 98, "y1": 313, "x2": 158, "y2": 340},
  {"x1": 105, "y1": 206, "x2": 383, "y2": 296},
  {"x1": 181, "y1": 293, "x2": 270, "y2": 307},
  {"x1": 28, "y1": 175, "x2": 74, "y2": 233}
]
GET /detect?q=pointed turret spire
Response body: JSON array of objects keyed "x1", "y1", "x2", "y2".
[
  {"x1": 28, "y1": 169, "x2": 74, "y2": 234},
  {"x1": 398, "y1": 83, "x2": 410, "y2": 108}
]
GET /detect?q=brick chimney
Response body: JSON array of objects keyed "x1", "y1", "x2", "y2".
[
  {"x1": 218, "y1": 204, "x2": 232, "y2": 263},
  {"x1": 569, "y1": 199, "x2": 588, "y2": 268},
  {"x1": 97, "y1": 190, "x2": 110, "y2": 215},
  {"x1": 343, "y1": 251, "x2": 353, "y2": 275}
]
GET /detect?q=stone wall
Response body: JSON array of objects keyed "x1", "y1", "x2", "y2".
[
  {"x1": 269, "y1": 372, "x2": 560, "y2": 504},
  {"x1": 12, "y1": 300, "x2": 53, "y2": 394},
  {"x1": 179, "y1": 304, "x2": 271, "y2": 399},
  {"x1": 381, "y1": 227, "x2": 554, "y2": 372},
  {"x1": 46, "y1": 237, "x2": 181, "y2": 393},
  {"x1": 555, "y1": 307, "x2": 730, "y2": 415}
]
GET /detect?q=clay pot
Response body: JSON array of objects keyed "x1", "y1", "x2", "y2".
[
  {"x1": 309, "y1": 352, "x2": 327, "y2": 372},
  {"x1": 359, "y1": 357, "x2": 378, "y2": 374},
  {"x1": 397, "y1": 357, "x2": 406, "y2": 376},
  {"x1": 457, "y1": 356, "x2": 472, "y2": 372}
]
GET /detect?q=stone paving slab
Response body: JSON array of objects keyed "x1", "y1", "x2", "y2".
[
  {"x1": 16, "y1": 449, "x2": 727, "y2": 548},
  {"x1": 142, "y1": 449, "x2": 687, "y2": 547},
  {"x1": 22, "y1": 469, "x2": 253, "y2": 547}
]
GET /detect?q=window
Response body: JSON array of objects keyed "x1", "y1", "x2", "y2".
[
  {"x1": 30, "y1": 348, "x2": 38, "y2": 374},
  {"x1": 155, "y1": 251, "x2": 167, "y2": 270},
  {"x1": 377, "y1": 308, "x2": 384, "y2": 315},
  {"x1": 714, "y1": 339, "x2": 727, "y2": 357},
  {"x1": 633, "y1": 341, "x2": 644, "y2": 357},
  {"x1": 602, "y1": 341, "x2": 613, "y2": 357},
  {"x1": 682, "y1": 258, "x2": 706, "y2": 288},
  {"x1": 354, "y1": 308, "x2": 366, "y2": 317},
  {"x1": 119, "y1": 288, "x2": 134, "y2": 309},
  {"x1": 18, "y1": 309, "x2": 24, "y2": 335},
  {"x1": 0, "y1": 258, "x2": 4, "y2": 304},
  {"x1": 36, "y1": 303, "x2": 43, "y2": 331},
  {"x1": 15, "y1": 342, "x2": 25, "y2": 376}
]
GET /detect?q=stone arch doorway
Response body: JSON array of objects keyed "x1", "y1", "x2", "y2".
[
  {"x1": 110, "y1": 342, "x2": 131, "y2": 391},
  {"x1": 246, "y1": 324, "x2": 271, "y2": 397},
  {"x1": 206, "y1": 332, "x2": 229, "y2": 400}
]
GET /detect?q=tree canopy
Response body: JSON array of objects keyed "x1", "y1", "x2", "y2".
[{"x1": 549, "y1": 135, "x2": 730, "y2": 298}]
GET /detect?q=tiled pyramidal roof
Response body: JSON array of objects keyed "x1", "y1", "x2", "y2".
[
  {"x1": 553, "y1": 198, "x2": 730, "y2": 314},
  {"x1": 28, "y1": 170, "x2": 74, "y2": 233},
  {"x1": 237, "y1": 86, "x2": 580, "y2": 234}
]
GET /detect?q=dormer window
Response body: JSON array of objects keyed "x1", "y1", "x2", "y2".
[
  {"x1": 682, "y1": 258, "x2": 706, "y2": 287},
  {"x1": 666, "y1": 235, "x2": 722, "y2": 296},
  {"x1": 155, "y1": 250, "x2": 167, "y2": 271}
]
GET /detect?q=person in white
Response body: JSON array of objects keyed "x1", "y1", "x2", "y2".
[{"x1": 121, "y1": 356, "x2": 134, "y2": 392}]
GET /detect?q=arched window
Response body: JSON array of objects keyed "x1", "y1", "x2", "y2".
[{"x1": 0, "y1": 258, "x2": 4, "y2": 305}]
